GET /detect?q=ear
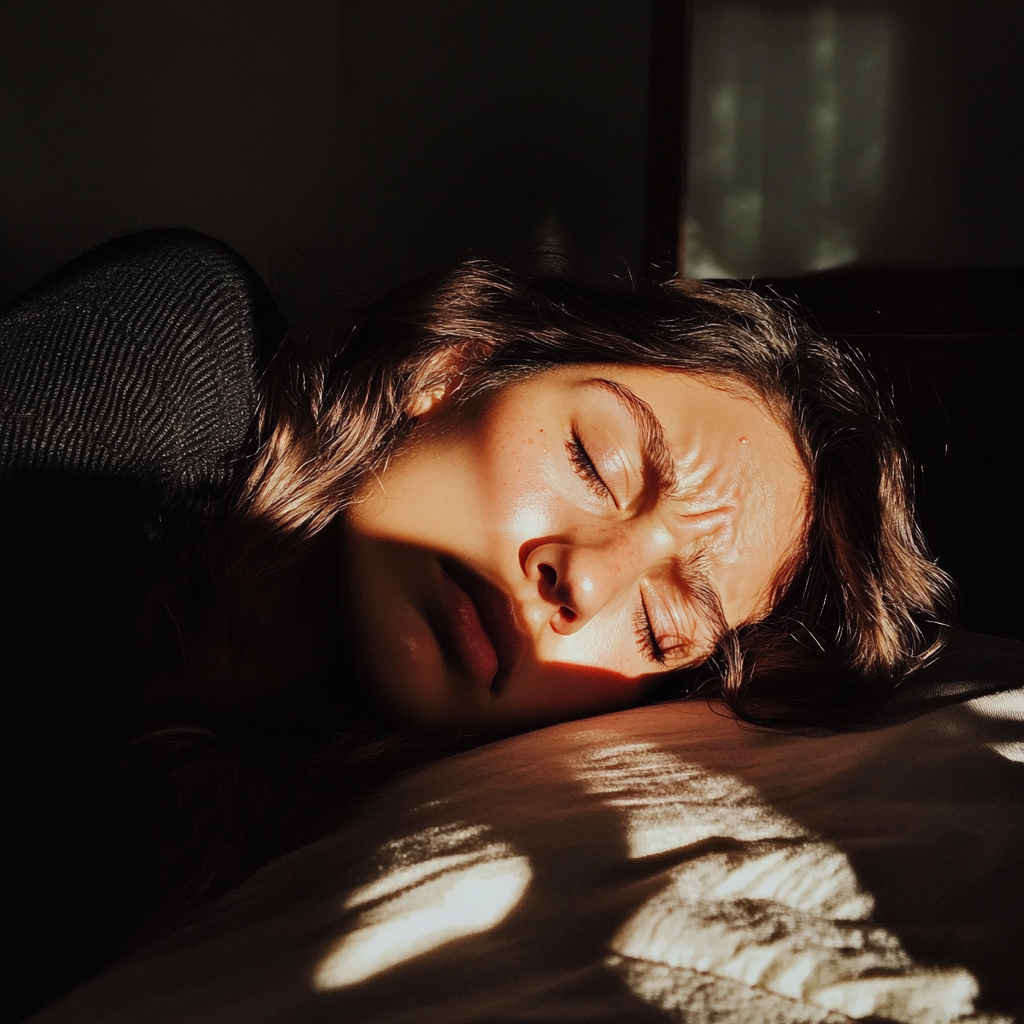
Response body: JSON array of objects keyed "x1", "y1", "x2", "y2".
[
  {"x1": 406, "y1": 383, "x2": 450, "y2": 423},
  {"x1": 403, "y1": 341, "x2": 483, "y2": 424}
]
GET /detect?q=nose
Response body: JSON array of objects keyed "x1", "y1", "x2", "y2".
[{"x1": 522, "y1": 528, "x2": 667, "y2": 634}]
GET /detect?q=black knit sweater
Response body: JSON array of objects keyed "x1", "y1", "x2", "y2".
[
  {"x1": 0, "y1": 230, "x2": 285, "y2": 1021},
  {"x1": 0, "y1": 228, "x2": 283, "y2": 504}
]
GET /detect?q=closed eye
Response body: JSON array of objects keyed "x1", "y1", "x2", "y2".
[
  {"x1": 633, "y1": 596, "x2": 665, "y2": 665},
  {"x1": 566, "y1": 428, "x2": 616, "y2": 505},
  {"x1": 634, "y1": 589, "x2": 698, "y2": 668}
]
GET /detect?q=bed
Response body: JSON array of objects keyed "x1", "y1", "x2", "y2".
[{"x1": 28, "y1": 631, "x2": 1022, "y2": 1023}]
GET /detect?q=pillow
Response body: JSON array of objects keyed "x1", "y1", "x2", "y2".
[{"x1": 32, "y1": 681, "x2": 1023, "y2": 1023}]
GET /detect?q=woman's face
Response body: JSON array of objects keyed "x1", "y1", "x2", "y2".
[{"x1": 341, "y1": 364, "x2": 808, "y2": 733}]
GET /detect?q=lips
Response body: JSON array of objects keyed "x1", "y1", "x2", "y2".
[{"x1": 438, "y1": 558, "x2": 523, "y2": 694}]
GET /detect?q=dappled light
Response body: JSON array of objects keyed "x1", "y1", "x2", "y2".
[
  {"x1": 574, "y1": 740, "x2": 1003, "y2": 1023},
  {"x1": 314, "y1": 825, "x2": 530, "y2": 989}
]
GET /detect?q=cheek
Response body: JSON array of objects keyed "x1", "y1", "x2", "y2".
[
  {"x1": 518, "y1": 647, "x2": 659, "y2": 723},
  {"x1": 362, "y1": 605, "x2": 447, "y2": 723},
  {"x1": 475, "y1": 420, "x2": 565, "y2": 538},
  {"x1": 342, "y1": 544, "x2": 451, "y2": 726},
  {"x1": 534, "y1": 600, "x2": 649, "y2": 679}
]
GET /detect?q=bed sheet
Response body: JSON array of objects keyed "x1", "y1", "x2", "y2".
[{"x1": 31, "y1": 672, "x2": 1023, "y2": 1023}]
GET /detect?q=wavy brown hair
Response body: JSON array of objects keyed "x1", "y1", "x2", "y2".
[{"x1": 226, "y1": 262, "x2": 953, "y2": 730}]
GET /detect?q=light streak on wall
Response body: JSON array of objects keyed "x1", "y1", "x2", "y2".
[{"x1": 685, "y1": 3, "x2": 891, "y2": 278}]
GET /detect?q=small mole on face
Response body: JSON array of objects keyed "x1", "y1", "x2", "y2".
[{"x1": 739, "y1": 436, "x2": 748, "y2": 444}]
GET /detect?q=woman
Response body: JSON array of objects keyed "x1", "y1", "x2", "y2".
[{"x1": 0, "y1": 230, "x2": 951, "y2": 1017}]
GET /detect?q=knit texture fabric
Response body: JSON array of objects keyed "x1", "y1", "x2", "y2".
[{"x1": 1, "y1": 228, "x2": 283, "y2": 507}]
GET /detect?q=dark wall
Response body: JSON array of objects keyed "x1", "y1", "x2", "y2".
[
  {"x1": 334, "y1": 1, "x2": 650, "y2": 308},
  {"x1": 0, "y1": 0, "x2": 340, "y2": 319},
  {"x1": 0, "y1": 0, "x2": 651, "y2": 323}
]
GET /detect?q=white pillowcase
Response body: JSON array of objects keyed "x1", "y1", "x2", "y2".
[{"x1": 32, "y1": 688, "x2": 1024, "y2": 1023}]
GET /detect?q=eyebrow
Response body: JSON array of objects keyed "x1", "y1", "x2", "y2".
[
  {"x1": 679, "y1": 550, "x2": 729, "y2": 657},
  {"x1": 585, "y1": 378, "x2": 680, "y2": 502}
]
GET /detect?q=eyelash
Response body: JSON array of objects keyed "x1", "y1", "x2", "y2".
[
  {"x1": 566, "y1": 429, "x2": 611, "y2": 500},
  {"x1": 633, "y1": 599, "x2": 665, "y2": 665}
]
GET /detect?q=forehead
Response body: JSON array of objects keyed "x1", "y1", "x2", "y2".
[{"x1": 536, "y1": 363, "x2": 795, "y2": 460}]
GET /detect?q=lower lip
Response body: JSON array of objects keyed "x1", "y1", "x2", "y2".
[{"x1": 438, "y1": 567, "x2": 500, "y2": 691}]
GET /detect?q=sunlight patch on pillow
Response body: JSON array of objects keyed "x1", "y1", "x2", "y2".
[
  {"x1": 575, "y1": 741, "x2": 806, "y2": 858},
  {"x1": 586, "y1": 745, "x2": 1006, "y2": 1024},
  {"x1": 987, "y1": 741, "x2": 1024, "y2": 763},
  {"x1": 314, "y1": 824, "x2": 530, "y2": 989}
]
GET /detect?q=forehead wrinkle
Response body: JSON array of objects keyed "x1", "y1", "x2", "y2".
[
  {"x1": 582, "y1": 374, "x2": 796, "y2": 630},
  {"x1": 673, "y1": 456, "x2": 741, "y2": 515},
  {"x1": 586, "y1": 377, "x2": 738, "y2": 516},
  {"x1": 585, "y1": 378, "x2": 679, "y2": 501}
]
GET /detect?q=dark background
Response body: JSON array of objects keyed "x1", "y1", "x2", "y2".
[
  {"x1": 1, "y1": 0, "x2": 1021, "y2": 636},
  {"x1": 0, "y1": 0, "x2": 651, "y2": 323}
]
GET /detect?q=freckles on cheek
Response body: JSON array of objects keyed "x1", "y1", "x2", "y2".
[{"x1": 482, "y1": 428, "x2": 562, "y2": 538}]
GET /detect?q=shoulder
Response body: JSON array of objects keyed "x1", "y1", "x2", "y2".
[{"x1": 1, "y1": 230, "x2": 287, "y2": 507}]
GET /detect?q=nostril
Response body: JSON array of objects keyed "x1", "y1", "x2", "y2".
[
  {"x1": 534, "y1": 560, "x2": 580, "y2": 625},
  {"x1": 537, "y1": 562, "x2": 558, "y2": 596},
  {"x1": 537, "y1": 563, "x2": 575, "y2": 621}
]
